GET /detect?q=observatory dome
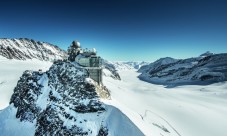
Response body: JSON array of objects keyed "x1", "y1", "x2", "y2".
[{"x1": 72, "y1": 40, "x2": 80, "y2": 48}]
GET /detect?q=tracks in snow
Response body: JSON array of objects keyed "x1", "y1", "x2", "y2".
[
  {"x1": 0, "y1": 81, "x2": 6, "y2": 85},
  {"x1": 140, "y1": 110, "x2": 182, "y2": 136}
]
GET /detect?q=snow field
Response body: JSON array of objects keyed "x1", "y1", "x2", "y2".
[
  {"x1": 103, "y1": 70, "x2": 227, "y2": 136},
  {"x1": 0, "y1": 59, "x2": 52, "y2": 109}
]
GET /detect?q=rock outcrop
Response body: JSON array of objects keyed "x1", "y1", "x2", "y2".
[{"x1": 0, "y1": 61, "x2": 144, "y2": 136}]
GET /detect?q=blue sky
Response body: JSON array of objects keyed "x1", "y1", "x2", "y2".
[{"x1": 0, "y1": 0, "x2": 227, "y2": 61}]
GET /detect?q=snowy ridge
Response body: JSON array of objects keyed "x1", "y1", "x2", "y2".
[
  {"x1": 138, "y1": 53, "x2": 227, "y2": 87},
  {"x1": 125, "y1": 61, "x2": 150, "y2": 69},
  {"x1": 102, "y1": 61, "x2": 149, "y2": 80},
  {"x1": 138, "y1": 57, "x2": 178, "y2": 74},
  {"x1": 199, "y1": 51, "x2": 214, "y2": 57},
  {"x1": 103, "y1": 60, "x2": 121, "y2": 80},
  {"x1": 0, "y1": 38, "x2": 67, "y2": 61},
  {"x1": 0, "y1": 60, "x2": 143, "y2": 136},
  {"x1": 108, "y1": 61, "x2": 150, "y2": 71}
]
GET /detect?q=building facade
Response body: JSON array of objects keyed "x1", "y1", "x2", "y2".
[{"x1": 68, "y1": 40, "x2": 103, "y2": 85}]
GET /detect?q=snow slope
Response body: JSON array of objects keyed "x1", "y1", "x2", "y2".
[
  {"x1": 0, "y1": 38, "x2": 66, "y2": 109},
  {"x1": 0, "y1": 104, "x2": 143, "y2": 136},
  {"x1": 103, "y1": 70, "x2": 227, "y2": 136},
  {"x1": 0, "y1": 58, "x2": 52, "y2": 109}
]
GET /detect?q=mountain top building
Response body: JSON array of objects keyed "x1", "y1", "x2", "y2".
[{"x1": 67, "y1": 40, "x2": 103, "y2": 85}]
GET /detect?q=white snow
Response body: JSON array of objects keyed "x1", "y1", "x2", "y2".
[
  {"x1": 1, "y1": 58, "x2": 227, "y2": 136},
  {"x1": 0, "y1": 104, "x2": 143, "y2": 136},
  {"x1": 103, "y1": 69, "x2": 227, "y2": 136},
  {"x1": 0, "y1": 69, "x2": 143, "y2": 135},
  {"x1": 56, "y1": 104, "x2": 144, "y2": 136},
  {"x1": 0, "y1": 105, "x2": 36, "y2": 136},
  {"x1": 105, "y1": 61, "x2": 150, "y2": 71},
  {"x1": 36, "y1": 74, "x2": 51, "y2": 110},
  {"x1": 0, "y1": 59, "x2": 52, "y2": 109},
  {"x1": 102, "y1": 69, "x2": 115, "y2": 78}
]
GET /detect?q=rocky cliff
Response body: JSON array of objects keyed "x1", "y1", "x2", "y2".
[{"x1": 0, "y1": 60, "x2": 144, "y2": 136}]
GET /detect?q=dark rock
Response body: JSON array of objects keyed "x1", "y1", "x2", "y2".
[{"x1": 9, "y1": 61, "x2": 107, "y2": 135}]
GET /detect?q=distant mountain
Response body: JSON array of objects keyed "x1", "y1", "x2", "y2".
[
  {"x1": 104, "y1": 61, "x2": 150, "y2": 71},
  {"x1": 199, "y1": 51, "x2": 214, "y2": 57},
  {"x1": 0, "y1": 60, "x2": 143, "y2": 136},
  {"x1": 102, "y1": 61, "x2": 149, "y2": 80},
  {"x1": 0, "y1": 38, "x2": 67, "y2": 61},
  {"x1": 138, "y1": 57, "x2": 178, "y2": 74},
  {"x1": 119, "y1": 61, "x2": 150, "y2": 70},
  {"x1": 103, "y1": 60, "x2": 122, "y2": 80},
  {"x1": 138, "y1": 52, "x2": 227, "y2": 87}
]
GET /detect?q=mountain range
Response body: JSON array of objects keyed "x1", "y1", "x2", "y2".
[
  {"x1": 138, "y1": 52, "x2": 227, "y2": 87},
  {"x1": 1, "y1": 38, "x2": 227, "y2": 136},
  {"x1": 0, "y1": 38, "x2": 67, "y2": 61}
]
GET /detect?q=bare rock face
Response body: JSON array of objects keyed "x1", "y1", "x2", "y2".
[{"x1": 0, "y1": 38, "x2": 66, "y2": 61}]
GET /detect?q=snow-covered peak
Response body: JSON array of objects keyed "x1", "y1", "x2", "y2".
[
  {"x1": 122, "y1": 61, "x2": 150, "y2": 69},
  {"x1": 138, "y1": 53, "x2": 227, "y2": 87},
  {"x1": 0, "y1": 38, "x2": 67, "y2": 61},
  {"x1": 199, "y1": 51, "x2": 214, "y2": 57},
  {"x1": 104, "y1": 61, "x2": 150, "y2": 71},
  {"x1": 0, "y1": 60, "x2": 143, "y2": 136},
  {"x1": 138, "y1": 57, "x2": 178, "y2": 73},
  {"x1": 155, "y1": 57, "x2": 178, "y2": 65}
]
